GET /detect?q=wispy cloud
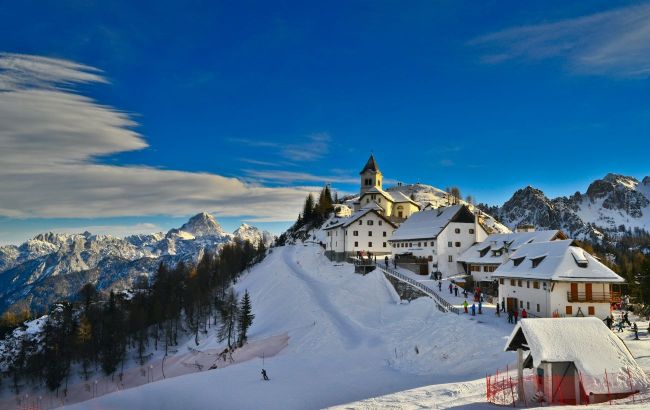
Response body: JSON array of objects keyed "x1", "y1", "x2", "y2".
[
  {"x1": 229, "y1": 132, "x2": 331, "y2": 163},
  {"x1": 470, "y1": 3, "x2": 650, "y2": 78},
  {"x1": 244, "y1": 170, "x2": 357, "y2": 185},
  {"x1": 0, "y1": 53, "x2": 314, "y2": 222}
]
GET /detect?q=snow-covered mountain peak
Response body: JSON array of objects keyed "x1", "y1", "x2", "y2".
[
  {"x1": 233, "y1": 223, "x2": 274, "y2": 247},
  {"x1": 177, "y1": 212, "x2": 227, "y2": 237}
]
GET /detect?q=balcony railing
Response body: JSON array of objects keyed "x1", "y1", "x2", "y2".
[{"x1": 566, "y1": 291, "x2": 620, "y2": 303}]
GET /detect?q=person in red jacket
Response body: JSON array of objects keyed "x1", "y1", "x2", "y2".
[
  {"x1": 513, "y1": 309, "x2": 519, "y2": 324},
  {"x1": 521, "y1": 309, "x2": 528, "y2": 319}
]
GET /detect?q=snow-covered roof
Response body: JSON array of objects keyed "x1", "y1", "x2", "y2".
[
  {"x1": 492, "y1": 240, "x2": 624, "y2": 282},
  {"x1": 361, "y1": 186, "x2": 395, "y2": 202},
  {"x1": 389, "y1": 205, "x2": 474, "y2": 241},
  {"x1": 505, "y1": 318, "x2": 648, "y2": 394},
  {"x1": 323, "y1": 204, "x2": 396, "y2": 230},
  {"x1": 458, "y1": 230, "x2": 564, "y2": 264},
  {"x1": 391, "y1": 191, "x2": 420, "y2": 207},
  {"x1": 360, "y1": 154, "x2": 380, "y2": 174}
]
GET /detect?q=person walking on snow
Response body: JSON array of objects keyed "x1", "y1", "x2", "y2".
[
  {"x1": 261, "y1": 369, "x2": 269, "y2": 381},
  {"x1": 496, "y1": 303, "x2": 500, "y2": 317},
  {"x1": 463, "y1": 300, "x2": 468, "y2": 314},
  {"x1": 471, "y1": 303, "x2": 476, "y2": 316},
  {"x1": 438, "y1": 281, "x2": 442, "y2": 292},
  {"x1": 449, "y1": 283, "x2": 453, "y2": 294},
  {"x1": 454, "y1": 286, "x2": 459, "y2": 297},
  {"x1": 478, "y1": 300, "x2": 482, "y2": 314},
  {"x1": 521, "y1": 309, "x2": 527, "y2": 319},
  {"x1": 617, "y1": 319, "x2": 625, "y2": 332},
  {"x1": 623, "y1": 312, "x2": 631, "y2": 326},
  {"x1": 633, "y1": 323, "x2": 639, "y2": 340},
  {"x1": 507, "y1": 310, "x2": 513, "y2": 324},
  {"x1": 513, "y1": 309, "x2": 519, "y2": 324},
  {"x1": 604, "y1": 315, "x2": 613, "y2": 329}
]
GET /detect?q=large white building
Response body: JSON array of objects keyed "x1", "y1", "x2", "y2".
[
  {"x1": 459, "y1": 230, "x2": 566, "y2": 284},
  {"x1": 388, "y1": 205, "x2": 487, "y2": 277},
  {"x1": 492, "y1": 240, "x2": 624, "y2": 318},
  {"x1": 323, "y1": 203, "x2": 398, "y2": 260}
]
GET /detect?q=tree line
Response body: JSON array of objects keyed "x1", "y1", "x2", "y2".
[
  {"x1": 0, "y1": 239, "x2": 265, "y2": 396},
  {"x1": 277, "y1": 185, "x2": 335, "y2": 244}
]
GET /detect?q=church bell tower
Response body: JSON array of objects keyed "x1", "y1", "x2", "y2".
[{"x1": 359, "y1": 154, "x2": 382, "y2": 195}]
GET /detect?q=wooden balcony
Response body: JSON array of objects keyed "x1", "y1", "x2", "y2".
[{"x1": 566, "y1": 291, "x2": 620, "y2": 303}]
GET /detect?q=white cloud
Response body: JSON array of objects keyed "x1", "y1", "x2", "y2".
[
  {"x1": 230, "y1": 132, "x2": 331, "y2": 163},
  {"x1": 244, "y1": 170, "x2": 357, "y2": 185},
  {"x1": 0, "y1": 53, "x2": 314, "y2": 222},
  {"x1": 471, "y1": 3, "x2": 650, "y2": 77}
]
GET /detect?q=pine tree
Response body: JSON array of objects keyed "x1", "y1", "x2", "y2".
[
  {"x1": 303, "y1": 193, "x2": 316, "y2": 224},
  {"x1": 237, "y1": 290, "x2": 255, "y2": 347},
  {"x1": 217, "y1": 288, "x2": 239, "y2": 349}
]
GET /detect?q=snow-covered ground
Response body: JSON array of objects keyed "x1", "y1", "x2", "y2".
[{"x1": 15, "y1": 243, "x2": 646, "y2": 410}]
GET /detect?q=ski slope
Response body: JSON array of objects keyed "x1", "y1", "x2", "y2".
[{"x1": 60, "y1": 244, "x2": 513, "y2": 409}]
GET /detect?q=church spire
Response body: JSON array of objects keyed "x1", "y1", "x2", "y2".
[{"x1": 359, "y1": 153, "x2": 380, "y2": 175}]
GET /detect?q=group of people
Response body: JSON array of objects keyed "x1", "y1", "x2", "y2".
[
  {"x1": 603, "y1": 310, "x2": 648, "y2": 340},
  {"x1": 494, "y1": 299, "x2": 527, "y2": 324},
  {"x1": 462, "y1": 299, "x2": 483, "y2": 316}
]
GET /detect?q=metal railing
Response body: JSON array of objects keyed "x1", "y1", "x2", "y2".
[
  {"x1": 376, "y1": 264, "x2": 460, "y2": 314},
  {"x1": 566, "y1": 291, "x2": 621, "y2": 303}
]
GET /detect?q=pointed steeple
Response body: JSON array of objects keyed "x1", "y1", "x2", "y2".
[{"x1": 359, "y1": 154, "x2": 380, "y2": 175}]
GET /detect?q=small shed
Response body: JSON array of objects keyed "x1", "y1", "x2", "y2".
[{"x1": 505, "y1": 317, "x2": 648, "y2": 405}]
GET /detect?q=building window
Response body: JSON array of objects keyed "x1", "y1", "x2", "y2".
[
  {"x1": 588, "y1": 306, "x2": 595, "y2": 315},
  {"x1": 536, "y1": 304, "x2": 540, "y2": 313},
  {"x1": 448, "y1": 255, "x2": 453, "y2": 262},
  {"x1": 368, "y1": 242, "x2": 373, "y2": 247},
  {"x1": 499, "y1": 278, "x2": 504, "y2": 285},
  {"x1": 469, "y1": 229, "x2": 475, "y2": 234},
  {"x1": 418, "y1": 242, "x2": 421, "y2": 247},
  {"x1": 566, "y1": 306, "x2": 573, "y2": 315},
  {"x1": 430, "y1": 241, "x2": 434, "y2": 246},
  {"x1": 455, "y1": 242, "x2": 461, "y2": 247},
  {"x1": 448, "y1": 241, "x2": 453, "y2": 247},
  {"x1": 383, "y1": 231, "x2": 387, "y2": 237},
  {"x1": 510, "y1": 279, "x2": 515, "y2": 286},
  {"x1": 533, "y1": 281, "x2": 539, "y2": 289},
  {"x1": 409, "y1": 242, "x2": 412, "y2": 247},
  {"x1": 455, "y1": 228, "x2": 460, "y2": 234},
  {"x1": 359, "y1": 221, "x2": 362, "y2": 225},
  {"x1": 527, "y1": 281, "x2": 530, "y2": 288},
  {"x1": 354, "y1": 241, "x2": 358, "y2": 247},
  {"x1": 368, "y1": 231, "x2": 372, "y2": 237},
  {"x1": 378, "y1": 221, "x2": 382, "y2": 226},
  {"x1": 517, "y1": 280, "x2": 522, "y2": 287},
  {"x1": 519, "y1": 301, "x2": 523, "y2": 308},
  {"x1": 526, "y1": 302, "x2": 530, "y2": 310},
  {"x1": 367, "y1": 220, "x2": 374, "y2": 225},
  {"x1": 353, "y1": 231, "x2": 359, "y2": 236},
  {"x1": 383, "y1": 242, "x2": 387, "y2": 248}
]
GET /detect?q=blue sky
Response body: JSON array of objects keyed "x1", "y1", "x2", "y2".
[{"x1": 1, "y1": 0, "x2": 650, "y2": 244}]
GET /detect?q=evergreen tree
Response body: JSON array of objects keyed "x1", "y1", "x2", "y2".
[
  {"x1": 237, "y1": 290, "x2": 254, "y2": 347},
  {"x1": 217, "y1": 288, "x2": 239, "y2": 349}
]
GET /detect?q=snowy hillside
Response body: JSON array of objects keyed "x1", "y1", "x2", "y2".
[
  {"x1": 57, "y1": 244, "x2": 516, "y2": 410},
  {"x1": 0, "y1": 212, "x2": 272, "y2": 316},
  {"x1": 489, "y1": 174, "x2": 650, "y2": 241}
]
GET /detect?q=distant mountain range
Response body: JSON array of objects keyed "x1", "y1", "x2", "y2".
[
  {"x1": 0, "y1": 212, "x2": 274, "y2": 316},
  {"x1": 480, "y1": 174, "x2": 650, "y2": 242}
]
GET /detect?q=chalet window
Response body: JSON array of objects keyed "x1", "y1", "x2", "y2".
[
  {"x1": 448, "y1": 241, "x2": 453, "y2": 247},
  {"x1": 383, "y1": 231, "x2": 387, "y2": 237},
  {"x1": 448, "y1": 255, "x2": 453, "y2": 262},
  {"x1": 359, "y1": 221, "x2": 362, "y2": 225},
  {"x1": 353, "y1": 231, "x2": 359, "y2": 236},
  {"x1": 368, "y1": 242, "x2": 373, "y2": 247},
  {"x1": 517, "y1": 280, "x2": 522, "y2": 287},
  {"x1": 469, "y1": 229, "x2": 475, "y2": 234},
  {"x1": 510, "y1": 279, "x2": 515, "y2": 286},
  {"x1": 430, "y1": 241, "x2": 434, "y2": 246},
  {"x1": 409, "y1": 243, "x2": 412, "y2": 247},
  {"x1": 383, "y1": 242, "x2": 387, "y2": 248},
  {"x1": 368, "y1": 231, "x2": 372, "y2": 237},
  {"x1": 566, "y1": 306, "x2": 573, "y2": 315},
  {"x1": 367, "y1": 220, "x2": 373, "y2": 225},
  {"x1": 455, "y1": 242, "x2": 461, "y2": 247},
  {"x1": 455, "y1": 228, "x2": 460, "y2": 234},
  {"x1": 378, "y1": 221, "x2": 383, "y2": 226},
  {"x1": 519, "y1": 301, "x2": 523, "y2": 308},
  {"x1": 531, "y1": 255, "x2": 546, "y2": 268},
  {"x1": 533, "y1": 281, "x2": 539, "y2": 289},
  {"x1": 588, "y1": 306, "x2": 595, "y2": 315},
  {"x1": 378, "y1": 198, "x2": 381, "y2": 203},
  {"x1": 526, "y1": 302, "x2": 530, "y2": 310},
  {"x1": 371, "y1": 194, "x2": 376, "y2": 200},
  {"x1": 527, "y1": 281, "x2": 530, "y2": 288},
  {"x1": 499, "y1": 278, "x2": 504, "y2": 285},
  {"x1": 418, "y1": 242, "x2": 421, "y2": 247},
  {"x1": 354, "y1": 241, "x2": 359, "y2": 247},
  {"x1": 536, "y1": 304, "x2": 540, "y2": 313},
  {"x1": 513, "y1": 257, "x2": 525, "y2": 267},
  {"x1": 479, "y1": 246, "x2": 491, "y2": 257}
]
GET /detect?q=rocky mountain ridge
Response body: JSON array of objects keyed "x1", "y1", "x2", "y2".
[{"x1": 0, "y1": 213, "x2": 274, "y2": 316}]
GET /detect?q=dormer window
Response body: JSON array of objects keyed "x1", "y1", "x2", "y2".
[
  {"x1": 479, "y1": 246, "x2": 491, "y2": 258},
  {"x1": 513, "y1": 256, "x2": 525, "y2": 267},
  {"x1": 531, "y1": 255, "x2": 546, "y2": 268},
  {"x1": 571, "y1": 248, "x2": 589, "y2": 268}
]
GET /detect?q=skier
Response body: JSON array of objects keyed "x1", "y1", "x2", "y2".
[
  {"x1": 454, "y1": 286, "x2": 459, "y2": 297},
  {"x1": 261, "y1": 369, "x2": 269, "y2": 381},
  {"x1": 633, "y1": 323, "x2": 639, "y2": 340},
  {"x1": 448, "y1": 283, "x2": 453, "y2": 294},
  {"x1": 513, "y1": 309, "x2": 519, "y2": 324},
  {"x1": 604, "y1": 315, "x2": 613, "y2": 329},
  {"x1": 521, "y1": 309, "x2": 527, "y2": 319},
  {"x1": 623, "y1": 312, "x2": 631, "y2": 326},
  {"x1": 617, "y1": 319, "x2": 625, "y2": 332},
  {"x1": 478, "y1": 300, "x2": 482, "y2": 314},
  {"x1": 471, "y1": 303, "x2": 476, "y2": 316},
  {"x1": 463, "y1": 300, "x2": 468, "y2": 314}
]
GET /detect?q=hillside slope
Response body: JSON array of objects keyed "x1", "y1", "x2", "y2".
[{"x1": 64, "y1": 244, "x2": 513, "y2": 410}]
